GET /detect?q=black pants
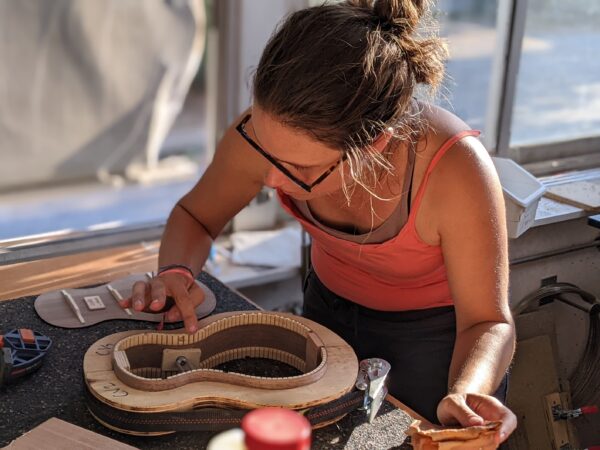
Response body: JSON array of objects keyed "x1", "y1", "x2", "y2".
[{"x1": 302, "y1": 269, "x2": 508, "y2": 424}]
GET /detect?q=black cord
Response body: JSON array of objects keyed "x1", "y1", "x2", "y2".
[{"x1": 515, "y1": 282, "x2": 600, "y2": 405}]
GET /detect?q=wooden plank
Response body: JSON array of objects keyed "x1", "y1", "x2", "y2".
[
  {"x1": 545, "y1": 179, "x2": 600, "y2": 212},
  {"x1": 543, "y1": 392, "x2": 576, "y2": 450},
  {"x1": 2, "y1": 417, "x2": 137, "y2": 449},
  {"x1": 0, "y1": 243, "x2": 158, "y2": 301},
  {"x1": 505, "y1": 335, "x2": 560, "y2": 450},
  {"x1": 386, "y1": 394, "x2": 428, "y2": 423}
]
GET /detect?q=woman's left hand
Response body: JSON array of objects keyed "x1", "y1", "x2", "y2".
[{"x1": 436, "y1": 392, "x2": 517, "y2": 444}]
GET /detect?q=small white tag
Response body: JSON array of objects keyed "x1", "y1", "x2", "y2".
[{"x1": 83, "y1": 295, "x2": 106, "y2": 310}]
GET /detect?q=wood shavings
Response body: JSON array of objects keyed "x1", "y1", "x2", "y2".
[{"x1": 407, "y1": 419, "x2": 501, "y2": 450}]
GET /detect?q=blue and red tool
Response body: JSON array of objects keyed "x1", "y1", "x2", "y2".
[{"x1": 0, "y1": 328, "x2": 51, "y2": 385}]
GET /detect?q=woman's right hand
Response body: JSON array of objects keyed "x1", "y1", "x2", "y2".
[{"x1": 120, "y1": 272, "x2": 206, "y2": 334}]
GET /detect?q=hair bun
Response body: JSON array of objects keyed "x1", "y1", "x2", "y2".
[
  {"x1": 373, "y1": 0, "x2": 428, "y2": 33},
  {"x1": 345, "y1": 0, "x2": 445, "y2": 88}
]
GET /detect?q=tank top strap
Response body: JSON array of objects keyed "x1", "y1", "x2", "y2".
[{"x1": 410, "y1": 129, "x2": 481, "y2": 216}]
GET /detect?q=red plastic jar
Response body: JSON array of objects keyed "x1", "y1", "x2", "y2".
[{"x1": 242, "y1": 408, "x2": 311, "y2": 450}]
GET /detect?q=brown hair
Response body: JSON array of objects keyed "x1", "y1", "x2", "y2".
[{"x1": 253, "y1": 0, "x2": 447, "y2": 197}]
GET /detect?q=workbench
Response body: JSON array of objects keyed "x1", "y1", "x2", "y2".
[{"x1": 0, "y1": 247, "x2": 416, "y2": 449}]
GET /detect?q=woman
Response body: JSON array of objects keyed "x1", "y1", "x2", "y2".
[{"x1": 122, "y1": 0, "x2": 517, "y2": 442}]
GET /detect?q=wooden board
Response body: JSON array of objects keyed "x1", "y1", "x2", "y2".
[
  {"x1": 545, "y1": 179, "x2": 600, "y2": 211},
  {"x1": 84, "y1": 311, "x2": 359, "y2": 432},
  {"x1": 34, "y1": 273, "x2": 216, "y2": 328},
  {"x1": 2, "y1": 417, "x2": 137, "y2": 449},
  {"x1": 0, "y1": 242, "x2": 158, "y2": 302},
  {"x1": 544, "y1": 392, "x2": 575, "y2": 450},
  {"x1": 505, "y1": 335, "x2": 562, "y2": 450}
]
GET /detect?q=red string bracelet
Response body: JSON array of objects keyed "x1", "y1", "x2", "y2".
[{"x1": 157, "y1": 267, "x2": 195, "y2": 288}]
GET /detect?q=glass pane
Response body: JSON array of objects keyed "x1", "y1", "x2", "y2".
[
  {"x1": 435, "y1": 0, "x2": 501, "y2": 133},
  {"x1": 511, "y1": 0, "x2": 600, "y2": 146},
  {"x1": 0, "y1": 181, "x2": 194, "y2": 241},
  {"x1": 0, "y1": 1, "x2": 209, "y2": 242}
]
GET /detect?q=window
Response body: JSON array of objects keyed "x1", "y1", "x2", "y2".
[
  {"x1": 0, "y1": 1, "x2": 209, "y2": 253},
  {"x1": 2, "y1": 0, "x2": 599, "y2": 260},
  {"x1": 437, "y1": 0, "x2": 501, "y2": 144},
  {"x1": 510, "y1": 0, "x2": 600, "y2": 158}
]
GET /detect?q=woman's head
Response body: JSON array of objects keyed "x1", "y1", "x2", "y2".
[{"x1": 252, "y1": 0, "x2": 447, "y2": 199}]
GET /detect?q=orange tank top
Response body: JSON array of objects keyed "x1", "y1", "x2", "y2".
[{"x1": 277, "y1": 130, "x2": 481, "y2": 311}]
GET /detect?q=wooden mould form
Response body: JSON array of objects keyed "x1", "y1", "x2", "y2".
[{"x1": 84, "y1": 311, "x2": 358, "y2": 413}]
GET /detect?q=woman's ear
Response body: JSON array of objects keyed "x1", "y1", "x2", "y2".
[{"x1": 370, "y1": 127, "x2": 395, "y2": 153}]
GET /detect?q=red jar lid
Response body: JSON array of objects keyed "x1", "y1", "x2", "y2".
[{"x1": 242, "y1": 408, "x2": 311, "y2": 450}]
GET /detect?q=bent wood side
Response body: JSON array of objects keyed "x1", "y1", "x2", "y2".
[{"x1": 111, "y1": 313, "x2": 328, "y2": 391}]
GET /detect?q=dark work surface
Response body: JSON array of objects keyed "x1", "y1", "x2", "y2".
[{"x1": 0, "y1": 272, "x2": 412, "y2": 449}]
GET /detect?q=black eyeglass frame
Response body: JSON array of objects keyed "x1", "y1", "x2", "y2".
[{"x1": 235, "y1": 114, "x2": 346, "y2": 193}]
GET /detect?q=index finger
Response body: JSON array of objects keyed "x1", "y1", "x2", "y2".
[
  {"x1": 164, "y1": 283, "x2": 205, "y2": 322},
  {"x1": 170, "y1": 282, "x2": 198, "y2": 334}
]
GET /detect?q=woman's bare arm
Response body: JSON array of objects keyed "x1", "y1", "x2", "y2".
[
  {"x1": 423, "y1": 132, "x2": 517, "y2": 443},
  {"x1": 128, "y1": 108, "x2": 270, "y2": 332},
  {"x1": 434, "y1": 135, "x2": 515, "y2": 396}
]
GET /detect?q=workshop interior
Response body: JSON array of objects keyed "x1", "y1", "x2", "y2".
[{"x1": 0, "y1": 0, "x2": 599, "y2": 449}]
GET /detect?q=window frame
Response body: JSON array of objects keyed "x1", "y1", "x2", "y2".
[
  {"x1": 4, "y1": 0, "x2": 600, "y2": 263},
  {"x1": 0, "y1": 222, "x2": 164, "y2": 266},
  {"x1": 487, "y1": 0, "x2": 527, "y2": 156}
]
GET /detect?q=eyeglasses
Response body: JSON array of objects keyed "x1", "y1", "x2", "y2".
[{"x1": 235, "y1": 114, "x2": 346, "y2": 193}]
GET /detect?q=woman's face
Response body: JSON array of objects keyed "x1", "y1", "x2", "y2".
[{"x1": 250, "y1": 106, "x2": 346, "y2": 201}]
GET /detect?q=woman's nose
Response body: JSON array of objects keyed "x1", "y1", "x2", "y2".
[{"x1": 264, "y1": 166, "x2": 287, "y2": 188}]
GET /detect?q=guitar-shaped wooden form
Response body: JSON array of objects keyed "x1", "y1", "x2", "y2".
[{"x1": 84, "y1": 311, "x2": 359, "y2": 435}]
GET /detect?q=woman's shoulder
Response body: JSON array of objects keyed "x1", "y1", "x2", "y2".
[
  {"x1": 419, "y1": 103, "x2": 501, "y2": 214},
  {"x1": 419, "y1": 103, "x2": 474, "y2": 152},
  {"x1": 411, "y1": 103, "x2": 490, "y2": 193},
  {"x1": 419, "y1": 102, "x2": 489, "y2": 170}
]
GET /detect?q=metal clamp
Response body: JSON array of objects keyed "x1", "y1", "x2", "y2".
[
  {"x1": 553, "y1": 405, "x2": 599, "y2": 420},
  {"x1": 355, "y1": 358, "x2": 391, "y2": 422}
]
